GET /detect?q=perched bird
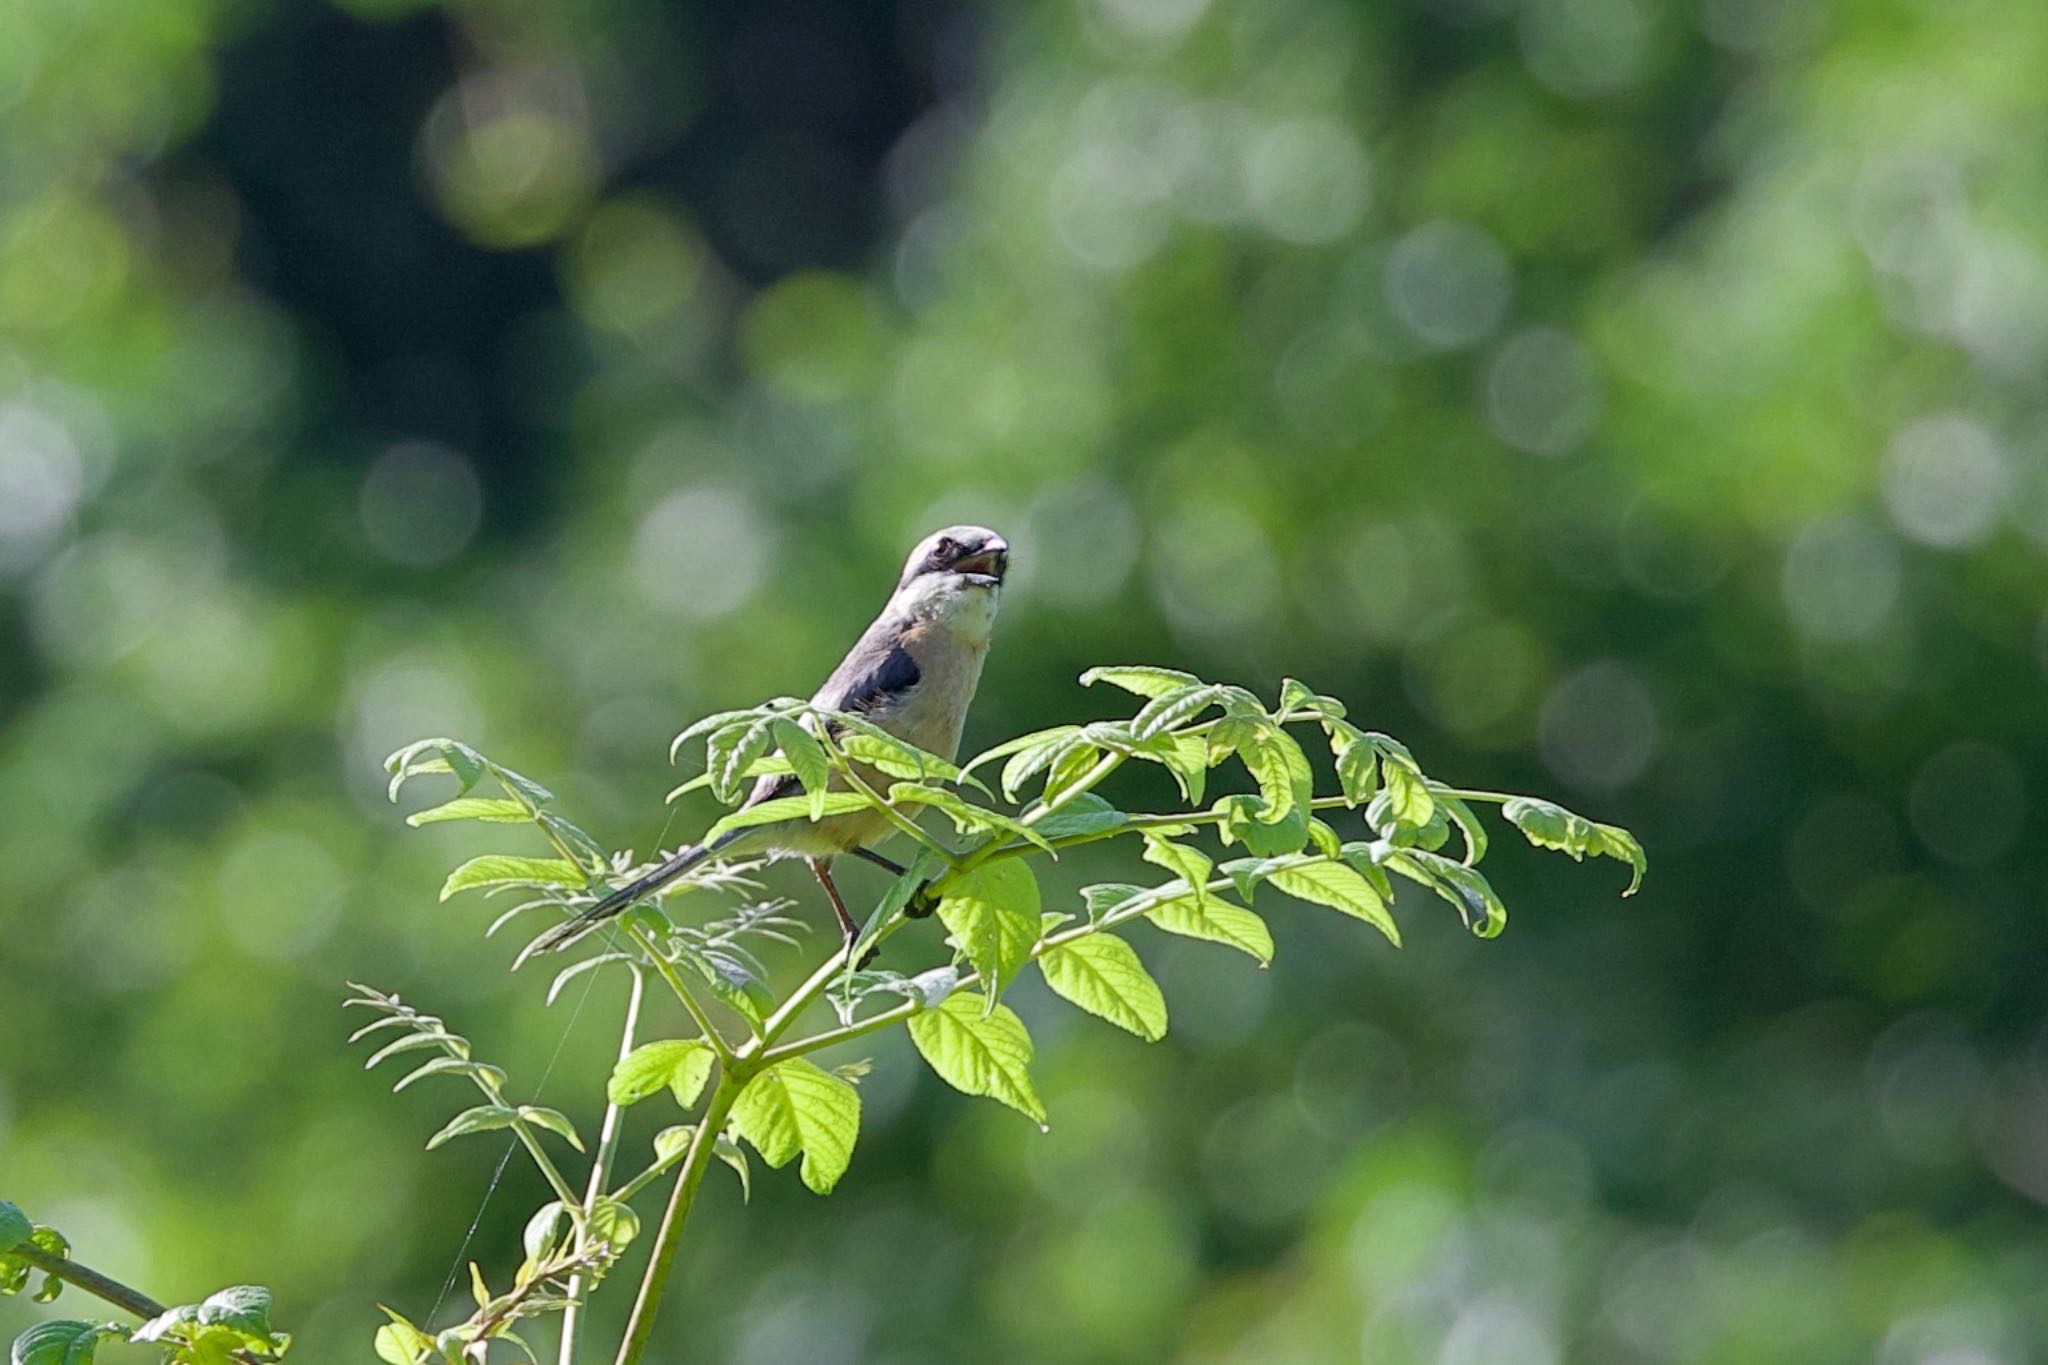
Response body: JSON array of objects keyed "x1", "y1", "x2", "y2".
[{"x1": 530, "y1": 525, "x2": 1009, "y2": 956}]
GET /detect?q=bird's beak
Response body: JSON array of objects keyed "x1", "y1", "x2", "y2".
[{"x1": 955, "y1": 538, "x2": 1009, "y2": 582}]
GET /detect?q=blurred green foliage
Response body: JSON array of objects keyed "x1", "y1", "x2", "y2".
[{"x1": 3, "y1": 0, "x2": 2045, "y2": 1360}]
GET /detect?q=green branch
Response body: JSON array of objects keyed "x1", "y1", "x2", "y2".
[{"x1": 612, "y1": 1069, "x2": 746, "y2": 1365}]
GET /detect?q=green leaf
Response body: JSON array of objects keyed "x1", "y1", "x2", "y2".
[
  {"x1": 1501, "y1": 797, "x2": 1646, "y2": 895},
  {"x1": 1377, "y1": 747, "x2": 1435, "y2": 827},
  {"x1": 704, "y1": 791, "x2": 874, "y2": 842},
  {"x1": 1234, "y1": 722, "x2": 1312, "y2": 822},
  {"x1": 521, "y1": 1202, "x2": 567, "y2": 1265},
  {"x1": 715, "y1": 1135, "x2": 753, "y2": 1201},
  {"x1": 1278, "y1": 677, "x2": 1345, "y2": 719},
  {"x1": 1081, "y1": 883, "x2": 1147, "y2": 920},
  {"x1": 936, "y1": 861, "x2": 1042, "y2": 1009},
  {"x1": 588, "y1": 1198, "x2": 640, "y2": 1250},
  {"x1": 374, "y1": 1309, "x2": 436, "y2": 1365},
  {"x1": 1025, "y1": 792, "x2": 1130, "y2": 842},
  {"x1": 710, "y1": 714, "x2": 781, "y2": 802},
  {"x1": 1325, "y1": 720, "x2": 1379, "y2": 807},
  {"x1": 10, "y1": 1320, "x2": 106, "y2": 1365},
  {"x1": 907, "y1": 992, "x2": 1047, "y2": 1126},
  {"x1": 1130, "y1": 684, "x2": 1226, "y2": 739},
  {"x1": 518, "y1": 1107, "x2": 585, "y2": 1152},
  {"x1": 1040, "y1": 740, "x2": 1104, "y2": 805},
  {"x1": 888, "y1": 782, "x2": 1055, "y2": 854},
  {"x1": 1078, "y1": 664, "x2": 1203, "y2": 698},
  {"x1": 425, "y1": 1105, "x2": 520, "y2": 1150},
  {"x1": 1141, "y1": 835, "x2": 1212, "y2": 907},
  {"x1": 196, "y1": 1285, "x2": 274, "y2": 1336},
  {"x1": 0, "y1": 1203, "x2": 28, "y2": 1256},
  {"x1": 1163, "y1": 732, "x2": 1209, "y2": 806},
  {"x1": 1263, "y1": 859, "x2": 1400, "y2": 947},
  {"x1": 1039, "y1": 935, "x2": 1168, "y2": 1041},
  {"x1": 607, "y1": 1040, "x2": 716, "y2": 1108},
  {"x1": 1434, "y1": 790, "x2": 1487, "y2": 865},
  {"x1": 1144, "y1": 893, "x2": 1273, "y2": 964},
  {"x1": 439, "y1": 855, "x2": 585, "y2": 901},
  {"x1": 962, "y1": 724, "x2": 1089, "y2": 777},
  {"x1": 836, "y1": 727, "x2": 975, "y2": 789},
  {"x1": 731, "y1": 1058, "x2": 861, "y2": 1195},
  {"x1": 770, "y1": 718, "x2": 832, "y2": 820},
  {"x1": 669, "y1": 707, "x2": 767, "y2": 764},
  {"x1": 1387, "y1": 849, "x2": 1510, "y2": 937},
  {"x1": 406, "y1": 797, "x2": 532, "y2": 827},
  {"x1": 393, "y1": 1057, "x2": 507, "y2": 1092}
]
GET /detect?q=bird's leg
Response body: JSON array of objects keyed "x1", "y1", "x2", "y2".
[
  {"x1": 806, "y1": 857, "x2": 864, "y2": 959},
  {"x1": 850, "y1": 845, "x2": 938, "y2": 919},
  {"x1": 849, "y1": 847, "x2": 906, "y2": 877}
]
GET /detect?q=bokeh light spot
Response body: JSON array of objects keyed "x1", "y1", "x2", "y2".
[
  {"x1": 1881, "y1": 413, "x2": 2008, "y2": 550},
  {"x1": 632, "y1": 484, "x2": 772, "y2": 620},
  {"x1": 1907, "y1": 741, "x2": 2024, "y2": 868},
  {"x1": 359, "y1": 441, "x2": 483, "y2": 570},
  {"x1": 1538, "y1": 660, "x2": 1659, "y2": 791},
  {"x1": 1386, "y1": 220, "x2": 1514, "y2": 350},
  {"x1": 1781, "y1": 516, "x2": 1901, "y2": 642},
  {"x1": 1484, "y1": 326, "x2": 1603, "y2": 455}
]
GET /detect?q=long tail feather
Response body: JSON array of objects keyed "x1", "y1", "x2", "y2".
[{"x1": 528, "y1": 842, "x2": 715, "y2": 956}]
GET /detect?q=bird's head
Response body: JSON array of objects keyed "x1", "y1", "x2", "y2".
[{"x1": 892, "y1": 524, "x2": 1010, "y2": 632}]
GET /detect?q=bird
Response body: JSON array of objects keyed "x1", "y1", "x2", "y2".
[{"x1": 528, "y1": 524, "x2": 1010, "y2": 958}]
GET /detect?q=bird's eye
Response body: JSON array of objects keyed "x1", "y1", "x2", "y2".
[{"x1": 931, "y1": 537, "x2": 958, "y2": 563}]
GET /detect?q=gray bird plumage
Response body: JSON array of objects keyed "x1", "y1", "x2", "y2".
[{"x1": 528, "y1": 524, "x2": 1008, "y2": 956}]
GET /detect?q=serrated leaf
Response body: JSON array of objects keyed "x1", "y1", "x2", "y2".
[
  {"x1": 1026, "y1": 792, "x2": 1131, "y2": 842},
  {"x1": 1130, "y1": 684, "x2": 1226, "y2": 740},
  {"x1": 1501, "y1": 797, "x2": 1646, "y2": 895},
  {"x1": 711, "y1": 714, "x2": 781, "y2": 803},
  {"x1": 1041, "y1": 740, "x2": 1104, "y2": 806},
  {"x1": 439, "y1": 856, "x2": 585, "y2": 902},
  {"x1": 1039, "y1": 934, "x2": 1168, "y2": 1041},
  {"x1": 1078, "y1": 665, "x2": 1203, "y2": 698},
  {"x1": 965, "y1": 724, "x2": 1080, "y2": 780},
  {"x1": 888, "y1": 782, "x2": 1054, "y2": 854},
  {"x1": 771, "y1": 718, "x2": 832, "y2": 819},
  {"x1": 608, "y1": 1039, "x2": 716, "y2": 1108},
  {"x1": 1141, "y1": 835, "x2": 1212, "y2": 907},
  {"x1": 704, "y1": 792, "x2": 874, "y2": 842},
  {"x1": 731, "y1": 1058, "x2": 861, "y2": 1195},
  {"x1": 996, "y1": 731, "x2": 1082, "y2": 803},
  {"x1": 1235, "y1": 723, "x2": 1311, "y2": 822},
  {"x1": 1264, "y1": 859, "x2": 1400, "y2": 946},
  {"x1": 1323, "y1": 719, "x2": 1379, "y2": 807},
  {"x1": 1378, "y1": 750, "x2": 1435, "y2": 827},
  {"x1": 425, "y1": 1105, "x2": 521, "y2": 1149},
  {"x1": 936, "y1": 861, "x2": 1042, "y2": 1009},
  {"x1": 1144, "y1": 893, "x2": 1273, "y2": 964},
  {"x1": 670, "y1": 707, "x2": 766, "y2": 764},
  {"x1": 907, "y1": 992, "x2": 1047, "y2": 1126}
]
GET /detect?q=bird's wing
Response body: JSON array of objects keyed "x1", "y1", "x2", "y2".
[
  {"x1": 736, "y1": 632, "x2": 924, "y2": 810},
  {"x1": 813, "y1": 632, "x2": 922, "y2": 719}
]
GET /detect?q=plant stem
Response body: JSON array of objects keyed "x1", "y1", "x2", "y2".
[
  {"x1": 560, "y1": 965, "x2": 644, "y2": 1365},
  {"x1": 625, "y1": 923, "x2": 735, "y2": 1059},
  {"x1": 612, "y1": 1070, "x2": 745, "y2": 1365},
  {"x1": 9, "y1": 1241, "x2": 167, "y2": 1320}
]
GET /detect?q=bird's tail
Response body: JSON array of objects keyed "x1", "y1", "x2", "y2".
[{"x1": 527, "y1": 840, "x2": 719, "y2": 957}]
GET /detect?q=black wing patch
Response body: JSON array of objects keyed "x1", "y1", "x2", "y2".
[{"x1": 833, "y1": 641, "x2": 921, "y2": 716}]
